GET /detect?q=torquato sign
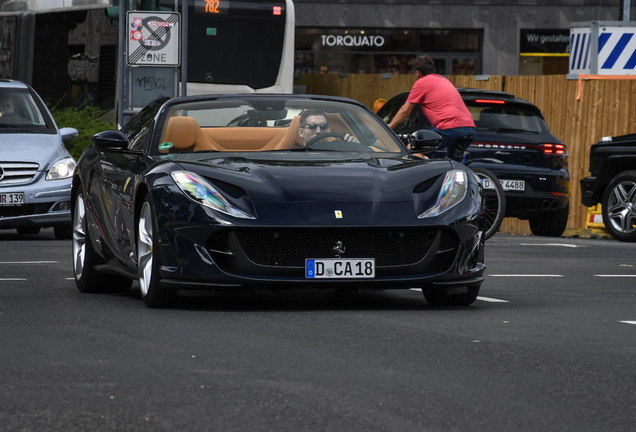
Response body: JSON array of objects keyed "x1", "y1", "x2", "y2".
[{"x1": 321, "y1": 34, "x2": 385, "y2": 48}]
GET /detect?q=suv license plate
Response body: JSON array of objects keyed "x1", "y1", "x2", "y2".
[
  {"x1": 306, "y1": 259, "x2": 375, "y2": 279},
  {"x1": 0, "y1": 192, "x2": 24, "y2": 206},
  {"x1": 500, "y1": 179, "x2": 525, "y2": 191},
  {"x1": 482, "y1": 178, "x2": 525, "y2": 191}
]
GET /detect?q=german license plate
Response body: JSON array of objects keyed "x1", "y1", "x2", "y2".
[
  {"x1": 0, "y1": 192, "x2": 24, "y2": 206},
  {"x1": 305, "y1": 259, "x2": 375, "y2": 279},
  {"x1": 500, "y1": 179, "x2": 525, "y2": 191},
  {"x1": 482, "y1": 178, "x2": 525, "y2": 191}
]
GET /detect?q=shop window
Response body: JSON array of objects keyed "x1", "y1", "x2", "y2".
[{"x1": 452, "y1": 59, "x2": 476, "y2": 75}]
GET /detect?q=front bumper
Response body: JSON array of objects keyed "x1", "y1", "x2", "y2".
[
  {"x1": 0, "y1": 181, "x2": 72, "y2": 229},
  {"x1": 155, "y1": 223, "x2": 486, "y2": 292}
]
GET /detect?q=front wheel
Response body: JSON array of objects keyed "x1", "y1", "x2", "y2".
[
  {"x1": 601, "y1": 170, "x2": 636, "y2": 242},
  {"x1": 470, "y1": 168, "x2": 505, "y2": 240},
  {"x1": 137, "y1": 195, "x2": 176, "y2": 308},
  {"x1": 423, "y1": 285, "x2": 480, "y2": 306}
]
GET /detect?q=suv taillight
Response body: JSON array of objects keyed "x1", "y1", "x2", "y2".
[{"x1": 542, "y1": 143, "x2": 565, "y2": 155}]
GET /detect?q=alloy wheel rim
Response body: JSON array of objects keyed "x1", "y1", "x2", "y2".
[
  {"x1": 608, "y1": 181, "x2": 636, "y2": 234},
  {"x1": 72, "y1": 195, "x2": 86, "y2": 281},
  {"x1": 137, "y1": 201, "x2": 154, "y2": 297}
]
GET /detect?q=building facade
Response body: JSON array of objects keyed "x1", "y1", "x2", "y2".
[{"x1": 293, "y1": 0, "x2": 622, "y2": 76}]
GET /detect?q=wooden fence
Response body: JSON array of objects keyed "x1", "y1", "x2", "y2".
[{"x1": 294, "y1": 73, "x2": 636, "y2": 236}]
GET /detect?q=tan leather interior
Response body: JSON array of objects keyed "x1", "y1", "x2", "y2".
[
  {"x1": 160, "y1": 112, "x2": 362, "y2": 153},
  {"x1": 161, "y1": 116, "x2": 221, "y2": 152}
]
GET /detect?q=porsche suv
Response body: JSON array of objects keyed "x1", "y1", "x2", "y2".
[
  {"x1": 377, "y1": 88, "x2": 571, "y2": 237},
  {"x1": 0, "y1": 80, "x2": 78, "y2": 238}
]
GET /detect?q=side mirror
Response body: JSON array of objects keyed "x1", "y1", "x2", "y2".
[
  {"x1": 408, "y1": 129, "x2": 442, "y2": 154},
  {"x1": 60, "y1": 127, "x2": 79, "y2": 143},
  {"x1": 92, "y1": 130, "x2": 129, "y2": 149}
]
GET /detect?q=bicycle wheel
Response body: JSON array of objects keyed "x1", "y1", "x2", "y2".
[{"x1": 470, "y1": 167, "x2": 506, "y2": 240}]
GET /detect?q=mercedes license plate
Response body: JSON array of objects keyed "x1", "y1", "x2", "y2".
[
  {"x1": 0, "y1": 192, "x2": 24, "y2": 206},
  {"x1": 482, "y1": 178, "x2": 525, "y2": 191},
  {"x1": 305, "y1": 259, "x2": 375, "y2": 279}
]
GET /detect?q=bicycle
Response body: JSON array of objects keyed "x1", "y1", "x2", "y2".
[{"x1": 433, "y1": 135, "x2": 506, "y2": 240}]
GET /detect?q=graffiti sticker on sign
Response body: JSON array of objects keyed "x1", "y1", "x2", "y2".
[{"x1": 127, "y1": 11, "x2": 181, "y2": 67}]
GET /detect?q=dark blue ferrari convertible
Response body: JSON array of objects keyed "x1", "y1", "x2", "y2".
[{"x1": 71, "y1": 94, "x2": 485, "y2": 307}]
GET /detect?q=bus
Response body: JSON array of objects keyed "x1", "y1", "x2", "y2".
[
  {"x1": 178, "y1": 0, "x2": 295, "y2": 95},
  {"x1": 0, "y1": 0, "x2": 295, "y2": 111}
]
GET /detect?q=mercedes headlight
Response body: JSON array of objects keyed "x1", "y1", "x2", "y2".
[
  {"x1": 171, "y1": 171, "x2": 255, "y2": 219},
  {"x1": 419, "y1": 169, "x2": 467, "y2": 218},
  {"x1": 46, "y1": 157, "x2": 76, "y2": 180}
]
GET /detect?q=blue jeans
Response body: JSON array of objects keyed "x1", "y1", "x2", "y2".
[{"x1": 432, "y1": 126, "x2": 476, "y2": 161}]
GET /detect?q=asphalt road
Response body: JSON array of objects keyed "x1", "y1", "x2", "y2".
[{"x1": 1, "y1": 229, "x2": 635, "y2": 432}]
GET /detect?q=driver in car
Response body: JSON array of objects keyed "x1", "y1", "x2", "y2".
[
  {"x1": 0, "y1": 95, "x2": 16, "y2": 118},
  {"x1": 297, "y1": 110, "x2": 359, "y2": 146}
]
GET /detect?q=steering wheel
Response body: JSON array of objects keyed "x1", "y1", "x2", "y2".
[{"x1": 304, "y1": 132, "x2": 346, "y2": 148}]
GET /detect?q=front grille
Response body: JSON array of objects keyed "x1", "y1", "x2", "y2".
[
  {"x1": 232, "y1": 228, "x2": 439, "y2": 267},
  {"x1": 0, "y1": 162, "x2": 39, "y2": 185}
]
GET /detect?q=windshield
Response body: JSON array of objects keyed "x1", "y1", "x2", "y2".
[
  {"x1": 154, "y1": 97, "x2": 405, "y2": 155},
  {"x1": 466, "y1": 102, "x2": 550, "y2": 134},
  {"x1": 0, "y1": 88, "x2": 54, "y2": 134}
]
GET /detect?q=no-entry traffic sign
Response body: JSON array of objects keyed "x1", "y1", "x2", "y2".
[{"x1": 127, "y1": 11, "x2": 181, "y2": 67}]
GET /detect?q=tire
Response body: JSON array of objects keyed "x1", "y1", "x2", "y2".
[
  {"x1": 137, "y1": 195, "x2": 176, "y2": 308},
  {"x1": 54, "y1": 224, "x2": 72, "y2": 240},
  {"x1": 423, "y1": 285, "x2": 480, "y2": 306},
  {"x1": 72, "y1": 192, "x2": 133, "y2": 294},
  {"x1": 601, "y1": 170, "x2": 636, "y2": 242},
  {"x1": 529, "y1": 202, "x2": 569, "y2": 237},
  {"x1": 16, "y1": 227, "x2": 40, "y2": 235},
  {"x1": 470, "y1": 168, "x2": 505, "y2": 240}
]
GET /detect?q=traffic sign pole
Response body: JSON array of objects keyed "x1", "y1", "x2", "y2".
[{"x1": 182, "y1": 0, "x2": 188, "y2": 97}]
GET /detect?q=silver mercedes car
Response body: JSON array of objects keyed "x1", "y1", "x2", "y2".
[{"x1": 0, "y1": 80, "x2": 78, "y2": 238}]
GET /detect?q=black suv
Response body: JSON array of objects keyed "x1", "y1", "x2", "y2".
[
  {"x1": 580, "y1": 133, "x2": 636, "y2": 242},
  {"x1": 377, "y1": 88, "x2": 571, "y2": 237}
]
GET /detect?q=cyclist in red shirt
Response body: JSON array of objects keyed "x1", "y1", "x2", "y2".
[{"x1": 388, "y1": 55, "x2": 476, "y2": 160}]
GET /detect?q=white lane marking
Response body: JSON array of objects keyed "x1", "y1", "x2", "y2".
[
  {"x1": 595, "y1": 275, "x2": 636, "y2": 277},
  {"x1": 0, "y1": 278, "x2": 27, "y2": 281},
  {"x1": 520, "y1": 243, "x2": 578, "y2": 248},
  {"x1": 619, "y1": 321, "x2": 636, "y2": 325},
  {"x1": 65, "y1": 278, "x2": 75, "y2": 280},
  {"x1": 489, "y1": 274, "x2": 563, "y2": 277},
  {"x1": 477, "y1": 296, "x2": 509, "y2": 303},
  {"x1": 410, "y1": 289, "x2": 508, "y2": 303},
  {"x1": 0, "y1": 261, "x2": 58, "y2": 264}
]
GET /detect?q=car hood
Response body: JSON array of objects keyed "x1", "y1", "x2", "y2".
[
  {"x1": 171, "y1": 153, "x2": 455, "y2": 204},
  {"x1": 0, "y1": 133, "x2": 69, "y2": 169}
]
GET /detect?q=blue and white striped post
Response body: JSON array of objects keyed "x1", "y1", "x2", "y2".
[{"x1": 570, "y1": 21, "x2": 636, "y2": 76}]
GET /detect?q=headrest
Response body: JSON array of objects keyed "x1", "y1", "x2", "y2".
[
  {"x1": 162, "y1": 116, "x2": 199, "y2": 151},
  {"x1": 288, "y1": 115, "x2": 303, "y2": 146}
]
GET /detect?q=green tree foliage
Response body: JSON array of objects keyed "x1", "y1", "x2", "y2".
[{"x1": 49, "y1": 105, "x2": 117, "y2": 160}]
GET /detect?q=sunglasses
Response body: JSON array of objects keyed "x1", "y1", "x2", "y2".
[{"x1": 303, "y1": 123, "x2": 329, "y2": 131}]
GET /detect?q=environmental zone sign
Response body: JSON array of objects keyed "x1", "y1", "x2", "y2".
[{"x1": 127, "y1": 11, "x2": 181, "y2": 67}]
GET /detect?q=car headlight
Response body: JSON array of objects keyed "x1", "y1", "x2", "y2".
[
  {"x1": 46, "y1": 157, "x2": 76, "y2": 181},
  {"x1": 418, "y1": 169, "x2": 467, "y2": 218},
  {"x1": 171, "y1": 171, "x2": 255, "y2": 219}
]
